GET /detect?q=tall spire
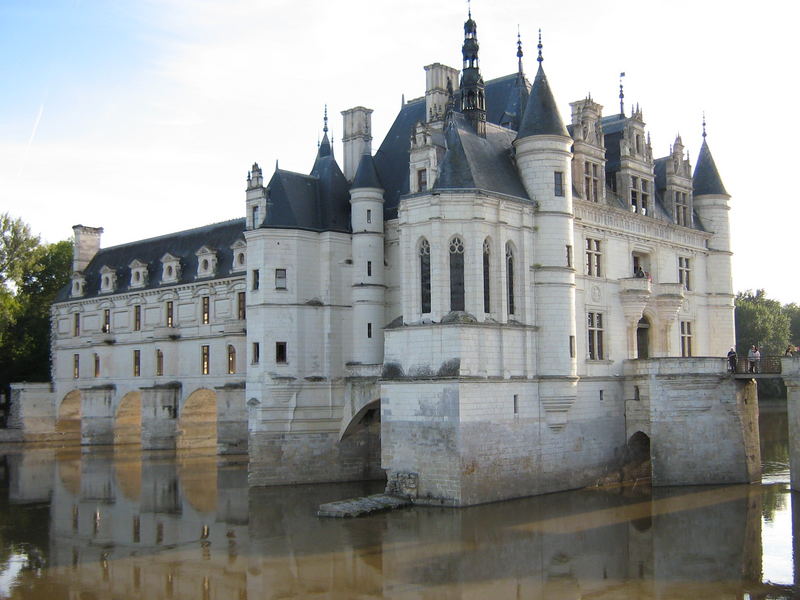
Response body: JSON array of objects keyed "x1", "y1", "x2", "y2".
[
  {"x1": 459, "y1": 5, "x2": 486, "y2": 136},
  {"x1": 702, "y1": 112, "x2": 707, "y2": 139},
  {"x1": 318, "y1": 106, "x2": 331, "y2": 157},
  {"x1": 619, "y1": 72, "x2": 625, "y2": 116},
  {"x1": 323, "y1": 104, "x2": 328, "y2": 134},
  {"x1": 517, "y1": 26, "x2": 524, "y2": 77},
  {"x1": 537, "y1": 28, "x2": 543, "y2": 63},
  {"x1": 693, "y1": 122, "x2": 728, "y2": 196}
]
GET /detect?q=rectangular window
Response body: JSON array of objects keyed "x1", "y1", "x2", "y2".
[
  {"x1": 93, "y1": 353, "x2": 100, "y2": 377},
  {"x1": 367, "y1": 261, "x2": 372, "y2": 277},
  {"x1": 227, "y1": 345, "x2": 236, "y2": 375},
  {"x1": 554, "y1": 171, "x2": 565, "y2": 196},
  {"x1": 585, "y1": 238, "x2": 602, "y2": 277},
  {"x1": 237, "y1": 291, "x2": 246, "y2": 320},
  {"x1": 678, "y1": 257, "x2": 691, "y2": 290},
  {"x1": 367, "y1": 323, "x2": 372, "y2": 338},
  {"x1": 133, "y1": 516, "x2": 140, "y2": 544},
  {"x1": 252, "y1": 342, "x2": 260, "y2": 364},
  {"x1": 73, "y1": 354, "x2": 80, "y2": 379},
  {"x1": 584, "y1": 161, "x2": 600, "y2": 202},
  {"x1": 569, "y1": 335, "x2": 576, "y2": 358},
  {"x1": 156, "y1": 349, "x2": 164, "y2": 376},
  {"x1": 276, "y1": 342, "x2": 287, "y2": 364},
  {"x1": 201, "y1": 345, "x2": 210, "y2": 375},
  {"x1": 640, "y1": 179, "x2": 649, "y2": 215},
  {"x1": 599, "y1": 390, "x2": 604, "y2": 401},
  {"x1": 103, "y1": 309, "x2": 111, "y2": 333},
  {"x1": 133, "y1": 350, "x2": 140, "y2": 377},
  {"x1": 274, "y1": 268, "x2": 286, "y2": 290},
  {"x1": 202, "y1": 296, "x2": 210, "y2": 324},
  {"x1": 588, "y1": 312, "x2": 605, "y2": 360},
  {"x1": 366, "y1": 209, "x2": 372, "y2": 224},
  {"x1": 74, "y1": 313, "x2": 80, "y2": 337},
  {"x1": 630, "y1": 176, "x2": 639, "y2": 212},
  {"x1": 417, "y1": 168, "x2": 428, "y2": 192},
  {"x1": 680, "y1": 321, "x2": 693, "y2": 357},
  {"x1": 134, "y1": 305, "x2": 141, "y2": 331},
  {"x1": 513, "y1": 394, "x2": 519, "y2": 416},
  {"x1": 166, "y1": 301, "x2": 174, "y2": 328},
  {"x1": 675, "y1": 191, "x2": 690, "y2": 226},
  {"x1": 252, "y1": 269, "x2": 260, "y2": 290},
  {"x1": 566, "y1": 245, "x2": 573, "y2": 268},
  {"x1": 252, "y1": 205, "x2": 259, "y2": 227}
]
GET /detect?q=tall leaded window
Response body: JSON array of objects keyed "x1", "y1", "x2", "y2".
[
  {"x1": 506, "y1": 243, "x2": 515, "y2": 316},
  {"x1": 156, "y1": 349, "x2": 164, "y2": 376},
  {"x1": 202, "y1": 296, "x2": 210, "y2": 324},
  {"x1": 74, "y1": 313, "x2": 80, "y2": 337},
  {"x1": 201, "y1": 345, "x2": 210, "y2": 375},
  {"x1": 93, "y1": 353, "x2": 100, "y2": 377},
  {"x1": 675, "y1": 191, "x2": 690, "y2": 226},
  {"x1": 482, "y1": 239, "x2": 491, "y2": 313},
  {"x1": 680, "y1": 321, "x2": 693, "y2": 357},
  {"x1": 227, "y1": 345, "x2": 236, "y2": 374},
  {"x1": 133, "y1": 350, "x2": 141, "y2": 377},
  {"x1": 630, "y1": 176, "x2": 639, "y2": 213},
  {"x1": 237, "y1": 291, "x2": 246, "y2": 320},
  {"x1": 103, "y1": 309, "x2": 111, "y2": 333},
  {"x1": 73, "y1": 354, "x2": 79, "y2": 379},
  {"x1": 449, "y1": 236, "x2": 465, "y2": 312},
  {"x1": 586, "y1": 238, "x2": 602, "y2": 277},
  {"x1": 166, "y1": 301, "x2": 174, "y2": 328},
  {"x1": 419, "y1": 239, "x2": 431, "y2": 314},
  {"x1": 584, "y1": 161, "x2": 600, "y2": 202},
  {"x1": 554, "y1": 171, "x2": 565, "y2": 197},
  {"x1": 678, "y1": 257, "x2": 691, "y2": 290},
  {"x1": 134, "y1": 305, "x2": 141, "y2": 331},
  {"x1": 588, "y1": 312, "x2": 604, "y2": 360}
]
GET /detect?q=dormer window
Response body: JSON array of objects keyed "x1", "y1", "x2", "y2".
[
  {"x1": 160, "y1": 253, "x2": 181, "y2": 285},
  {"x1": 675, "y1": 191, "x2": 691, "y2": 226},
  {"x1": 71, "y1": 273, "x2": 86, "y2": 298},
  {"x1": 230, "y1": 240, "x2": 246, "y2": 272},
  {"x1": 417, "y1": 169, "x2": 427, "y2": 192},
  {"x1": 129, "y1": 259, "x2": 148, "y2": 289},
  {"x1": 99, "y1": 266, "x2": 116, "y2": 294},
  {"x1": 195, "y1": 246, "x2": 218, "y2": 279}
]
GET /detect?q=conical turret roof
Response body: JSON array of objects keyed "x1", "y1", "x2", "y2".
[
  {"x1": 516, "y1": 64, "x2": 568, "y2": 139},
  {"x1": 693, "y1": 139, "x2": 728, "y2": 196},
  {"x1": 351, "y1": 153, "x2": 383, "y2": 189}
]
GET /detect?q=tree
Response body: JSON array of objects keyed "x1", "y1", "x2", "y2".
[
  {"x1": 735, "y1": 290, "x2": 790, "y2": 356},
  {"x1": 0, "y1": 215, "x2": 72, "y2": 395},
  {"x1": 783, "y1": 303, "x2": 800, "y2": 346}
]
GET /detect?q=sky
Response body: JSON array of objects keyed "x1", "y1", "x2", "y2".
[{"x1": 1, "y1": 0, "x2": 797, "y2": 303}]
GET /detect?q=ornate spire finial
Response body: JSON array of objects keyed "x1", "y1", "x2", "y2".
[
  {"x1": 516, "y1": 25, "x2": 524, "y2": 76},
  {"x1": 702, "y1": 112, "x2": 707, "y2": 139},
  {"x1": 468, "y1": 0, "x2": 471, "y2": 19},
  {"x1": 537, "y1": 29, "x2": 543, "y2": 63},
  {"x1": 619, "y1": 72, "x2": 625, "y2": 116},
  {"x1": 323, "y1": 105, "x2": 328, "y2": 134}
]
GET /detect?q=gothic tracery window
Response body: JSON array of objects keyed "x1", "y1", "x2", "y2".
[
  {"x1": 419, "y1": 239, "x2": 431, "y2": 314},
  {"x1": 449, "y1": 237, "x2": 465, "y2": 312},
  {"x1": 506, "y1": 243, "x2": 515, "y2": 316}
]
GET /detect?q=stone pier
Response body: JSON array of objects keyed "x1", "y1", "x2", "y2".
[{"x1": 140, "y1": 384, "x2": 180, "y2": 450}]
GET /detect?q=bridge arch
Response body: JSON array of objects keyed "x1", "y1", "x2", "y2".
[
  {"x1": 177, "y1": 388, "x2": 217, "y2": 451},
  {"x1": 340, "y1": 398, "x2": 380, "y2": 441},
  {"x1": 56, "y1": 390, "x2": 82, "y2": 440},
  {"x1": 114, "y1": 391, "x2": 142, "y2": 446}
]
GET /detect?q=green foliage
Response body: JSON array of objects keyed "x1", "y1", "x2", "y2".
[
  {"x1": 734, "y1": 289, "x2": 790, "y2": 356},
  {"x1": 0, "y1": 215, "x2": 72, "y2": 394}
]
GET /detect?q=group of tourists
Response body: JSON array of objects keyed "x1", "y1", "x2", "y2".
[{"x1": 727, "y1": 344, "x2": 798, "y2": 374}]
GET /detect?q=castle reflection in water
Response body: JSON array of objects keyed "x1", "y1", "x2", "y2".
[{"x1": 0, "y1": 444, "x2": 795, "y2": 599}]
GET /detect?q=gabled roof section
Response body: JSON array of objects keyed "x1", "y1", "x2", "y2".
[
  {"x1": 516, "y1": 65, "x2": 568, "y2": 139},
  {"x1": 434, "y1": 113, "x2": 529, "y2": 199},
  {"x1": 54, "y1": 219, "x2": 246, "y2": 303},
  {"x1": 693, "y1": 139, "x2": 728, "y2": 196},
  {"x1": 351, "y1": 153, "x2": 383, "y2": 189}
]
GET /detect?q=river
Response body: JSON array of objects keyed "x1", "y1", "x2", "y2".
[{"x1": 0, "y1": 398, "x2": 794, "y2": 599}]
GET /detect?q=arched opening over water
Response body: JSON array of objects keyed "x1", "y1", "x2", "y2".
[
  {"x1": 627, "y1": 431, "x2": 651, "y2": 463},
  {"x1": 177, "y1": 388, "x2": 217, "y2": 452},
  {"x1": 114, "y1": 391, "x2": 142, "y2": 446},
  {"x1": 625, "y1": 431, "x2": 652, "y2": 484},
  {"x1": 56, "y1": 390, "x2": 82, "y2": 441},
  {"x1": 340, "y1": 398, "x2": 383, "y2": 481},
  {"x1": 636, "y1": 317, "x2": 651, "y2": 359}
]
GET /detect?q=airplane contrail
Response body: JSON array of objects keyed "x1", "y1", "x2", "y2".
[{"x1": 18, "y1": 102, "x2": 45, "y2": 177}]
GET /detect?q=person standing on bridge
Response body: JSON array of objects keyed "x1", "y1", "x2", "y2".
[
  {"x1": 755, "y1": 347, "x2": 762, "y2": 373},
  {"x1": 728, "y1": 347, "x2": 737, "y2": 372},
  {"x1": 748, "y1": 345, "x2": 757, "y2": 373}
]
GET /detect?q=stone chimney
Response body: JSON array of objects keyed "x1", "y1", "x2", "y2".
[
  {"x1": 72, "y1": 225, "x2": 103, "y2": 273},
  {"x1": 425, "y1": 63, "x2": 459, "y2": 124},
  {"x1": 341, "y1": 107, "x2": 373, "y2": 182}
]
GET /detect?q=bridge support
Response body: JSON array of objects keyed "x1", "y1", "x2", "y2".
[{"x1": 783, "y1": 373, "x2": 800, "y2": 492}]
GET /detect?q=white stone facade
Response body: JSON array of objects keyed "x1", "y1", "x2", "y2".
[{"x1": 30, "y1": 14, "x2": 753, "y2": 506}]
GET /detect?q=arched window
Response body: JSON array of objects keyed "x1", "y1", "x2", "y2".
[
  {"x1": 483, "y1": 239, "x2": 491, "y2": 313},
  {"x1": 227, "y1": 345, "x2": 236, "y2": 374},
  {"x1": 419, "y1": 239, "x2": 431, "y2": 314},
  {"x1": 449, "y1": 237, "x2": 465, "y2": 312},
  {"x1": 506, "y1": 243, "x2": 515, "y2": 316}
]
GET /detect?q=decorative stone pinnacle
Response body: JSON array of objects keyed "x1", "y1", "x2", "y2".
[{"x1": 537, "y1": 29, "x2": 543, "y2": 63}]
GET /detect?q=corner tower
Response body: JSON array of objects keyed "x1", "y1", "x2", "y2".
[
  {"x1": 693, "y1": 121, "x2": 734, "y2": 354},
  {"x1": 513, "y1": 35, "x2": 577, "y2": 382}
]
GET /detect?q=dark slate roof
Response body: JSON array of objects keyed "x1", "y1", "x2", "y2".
[
  {"x1": 601, "y1": 114, "x2": 626, "y2": 173},
  {"x1": 693, "y1": 139, "x2": 728, "y2": 196},
  {"x1": 434, "y1": 113, "x2": 529, "y2": 199},
  {"x1": 261, "y1": 144, "x2": 351, "y2": 233},
  {"x1": 375, "y1": 72, "x2": 535, "y2": 218},
  {"x1": 351, "y1": 153, "x2": 383, "y2": 189},
  {"x1": 54, "y1": 219, "x2": 246, "y2": 303},
  {"x1": 516, "y1": 64, "x2": 568, "y2": 139}
]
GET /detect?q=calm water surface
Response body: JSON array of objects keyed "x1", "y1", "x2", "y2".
[{"x1": 0, "y1": 399, "x2": 795, "y2": 599}]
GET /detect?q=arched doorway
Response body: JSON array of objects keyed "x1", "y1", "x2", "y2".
[
  {"x1": 177, "y1": 388, "x2": 217, "y2": 452},
  {"x1": 56, "y1": 390, "x2": 82, "y2": 441},
  {"x1": 339, "y1": 399, "x2": 383, "y2": 481},
  {"x1": 114, "y1": 391, "x2": 142, "y2": 446},
  {"x1": 625, "y1": 431, "x2": 652, "y2": 483},
  {"x1": 636, "y1": 317, "x2": 651, "y2": 359}
]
